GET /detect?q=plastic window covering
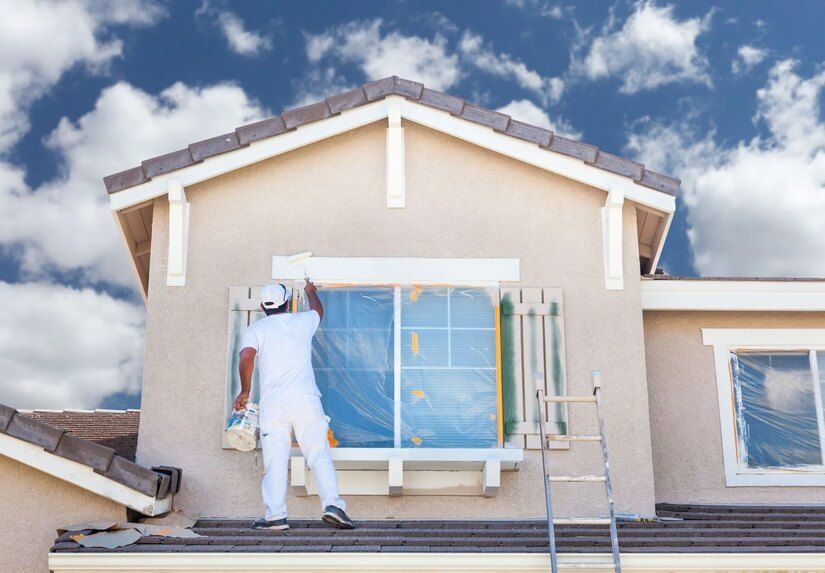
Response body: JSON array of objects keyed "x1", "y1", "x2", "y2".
[
  {"x1": 730, "y1": 351, "x2": 823, "y2": 469},
  {"x1": 306, "y1": 286, "x2": 499, "y2": 449}
]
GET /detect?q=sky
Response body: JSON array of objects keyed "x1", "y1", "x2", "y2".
[{"x1": 0, "y1": 0, "x2": 823, "y2": 411}]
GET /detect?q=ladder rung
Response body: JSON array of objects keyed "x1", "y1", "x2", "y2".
[
  {"x1": 543, "y1": 395, "x2": 596, "y2": 403},
  {"x1": 548, "y1": 475, "x2": 606, "y2": 482},
  {"x1": 559, "y1": 564, "x2": 616, "y2": 570},
  {"x1": 553, "y1": 517, "x2": 612, "y2": 525},
  {"x1": 546, "y1": 434, "x2": 601, "y2": 442}
]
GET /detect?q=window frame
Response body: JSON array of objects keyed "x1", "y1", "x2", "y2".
[
  {"x1": 308, "y1": 283, "x2": 504, "y2": 450},
  {"x1": 703, "y1": 328, "x2": 825, "y2": 486}
]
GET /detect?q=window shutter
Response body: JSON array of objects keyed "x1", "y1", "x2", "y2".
[
  {"x1": 222, "y1": 287, "x2": 263, "y2": 447},
  {"x1": 500, "y1": 287, "x2": 568, "y2": 449}
]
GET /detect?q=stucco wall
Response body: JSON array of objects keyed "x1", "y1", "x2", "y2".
[
  {"x1": 644, "y1": 310, "x2": 825, "y2": 504},
  {"x1": 0, "y1": 455, "x2": 125, "y2": 573},
  {"x1": 137, "y1": 120, "x2": 657, "y2": 519}
]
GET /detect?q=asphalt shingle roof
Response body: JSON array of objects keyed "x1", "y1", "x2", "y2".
[
  {"x1": 23, "y1": 409, "x2": 140, "y2": 461},
  {"x1": 103, "y1": 76, "x2": 680, "y2": 197}
]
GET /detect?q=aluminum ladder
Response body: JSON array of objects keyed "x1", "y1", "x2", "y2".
[{"x1": 536, "y1": 370, "x2": 621, "y2": 572}]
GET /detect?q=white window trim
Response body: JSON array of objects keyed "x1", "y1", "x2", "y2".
[{"x1": 702, "y1": 328, "x2": 825, "y2": 486}]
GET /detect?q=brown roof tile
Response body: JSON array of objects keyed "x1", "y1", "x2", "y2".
[
  {"x1": 24, "y1": 409, "x2": 140, "y2": 460},
  {"x1": 103, "y1": 76, "x2": 680, "y2": 198}
]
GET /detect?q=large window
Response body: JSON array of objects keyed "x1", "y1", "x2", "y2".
[
  {"x1": 311, "y1": 286, "x2": 500, "y2": 449},
  {"x1": 704, "y1": 329, "x2": 825, "y2": 486}
]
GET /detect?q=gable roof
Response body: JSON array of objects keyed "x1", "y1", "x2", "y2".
[
  {"x1": 22, "y1": 408, "x2": 139, "y2": 461},
  {"x1": 0, "y1": 404, "x2": 175, "y2": 515},
  {"x1": 103, "y1": 76, "x2": 679, "y2": 197}
]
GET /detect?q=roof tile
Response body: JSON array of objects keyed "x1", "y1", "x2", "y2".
[
  {"x1": 282, "y1": 101, "x2": 331, "y2": 130},
  {"x1": 460, "y1": 104, "x2": 510, "y2": 132},
  {"x1": 588, "y1": 151, "x2": 644, "y2": 180},
  {"x1": 418, "y1": 88, "x2": 465, "y2": 115},
  {"x1": 394, "y1": 77, "x2": 424, "y2": 99},
  {"x1": 99, "y1": 456, "x2": 159, "y2": 497},
  {"x1": 638, "y1": 169, "x2": 680, "y2": 196},
  {"x1": 363, "y1": 77, "x2": 396, "y2": 101},
  {"x1": 505, "y1": 120, "x2": 553, "y2": 147},
  {"x1": 189, "y1": 133, "x2": 243, "y2": 162},
  {"x1": 25, "y1": 409, "x2": 139, "y2": 460},
  {"x1": 104, "y1": 166, "x2": 148, "y2": 194},
  {"x1": 141, "y1": 149, "x2": 195, "y2": 179},
  {"x1": 6, "y1": 413, "x2": 64, "y2": 451},
  {"x1": 235, "y1": 116, "x2": 289, "y2": 146},
  {"x1": 545, "y1": 136, "x2": 598, "y2": 163},
  {"x1": 326, "y1": 88, "x2": 368, "y2": 114},
  {"x1": 0, "y1": 404, "x2": 15, "y2": 431},
  {"x1": 54, "y1": 433, "x2": 116, "y2": 472}
]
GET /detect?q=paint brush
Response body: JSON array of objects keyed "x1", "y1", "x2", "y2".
[{"x1": 288, "y1": 251, "x2": 313, "y2": 282}]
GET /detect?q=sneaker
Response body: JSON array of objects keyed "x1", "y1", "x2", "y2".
[
  {"x1": 322, "y1": 506, "x2": 355, "y2": 529},
  {"x1": 252, "y1": 517, "x2": 289, "y2": 531}
]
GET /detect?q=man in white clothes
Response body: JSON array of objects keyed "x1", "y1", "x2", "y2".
[{"x1": 233, "y1": 281, "x2": 354, "y2": 530}]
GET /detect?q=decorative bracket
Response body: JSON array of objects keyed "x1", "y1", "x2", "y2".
[
  {"x1": 386, "y1": 101, "x2": 405, "y2": 208},
  {"x1": 601, "y1": 188, "x2": 625, "y2": 290},
  {"x1": 166, "y1": 180, "x2": 189, "y2": 286}
]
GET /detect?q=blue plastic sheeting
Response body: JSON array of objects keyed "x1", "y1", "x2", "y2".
[
  {"x1": 307, "y1": 286, "x2": 499, "y2": 449},
  {"x1": 730, "y1": 351, "x2": 822, "y2": 468}
]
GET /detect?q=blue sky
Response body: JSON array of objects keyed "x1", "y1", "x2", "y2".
[{"x1": 1, "y1": 0, "x2": 823, "y2": 410}]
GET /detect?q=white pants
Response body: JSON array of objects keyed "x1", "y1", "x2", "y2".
[{"x1": 260, "y1": 393, "x2": 345, "y2": 520}]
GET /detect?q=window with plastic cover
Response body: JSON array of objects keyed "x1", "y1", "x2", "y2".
[
  {"x1": 310, "y1": 286, "x2": 500, "y2": 449},
  {"x1": 730, "y1": 351, "x2": 825, "y2": 469}
]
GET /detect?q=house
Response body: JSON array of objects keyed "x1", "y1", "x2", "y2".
[{"x1": 1, "y1": 76, "x2": 824, "y2": 571}]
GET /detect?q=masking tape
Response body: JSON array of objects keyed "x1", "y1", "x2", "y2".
[{"x1": 411, "y1": 332, "x2": 419, "y2": 354}]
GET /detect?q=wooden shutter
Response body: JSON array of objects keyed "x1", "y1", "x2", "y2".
[
  {"x1": 222, "y1": 287, "x2": 265, "y2": 447},
  {"x1": 500, "y1": 288, "x2": 568, "y2": 450}
]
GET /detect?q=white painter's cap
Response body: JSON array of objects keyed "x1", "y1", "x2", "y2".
[{"x1": 261, "y1": 284, "x2": 291, "y2": 309}]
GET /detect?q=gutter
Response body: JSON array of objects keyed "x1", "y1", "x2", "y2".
[{"x1": 48, "y1": 551, "x2": 825, "y2": 572}]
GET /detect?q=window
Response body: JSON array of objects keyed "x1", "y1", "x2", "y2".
[
  {"x1": 703, "y1": 329, "x2": 825, "y2": 486},
  {"x1": 311, "y1": 286, "x2": 501, "y2": 449}
]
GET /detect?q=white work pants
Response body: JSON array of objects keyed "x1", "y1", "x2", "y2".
[{"x1": 260, "y1": 393, "x2": 345, "y2": 520}]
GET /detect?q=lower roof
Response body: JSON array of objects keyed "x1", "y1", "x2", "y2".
[{"x1": 52, "y1": 504, "x2": 825, "y2": 555}]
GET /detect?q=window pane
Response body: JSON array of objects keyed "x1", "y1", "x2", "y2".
[
  {"x1": 312, "y1": 288, "x2": 395, "y2": 447},
  {"x1": 731, "y1": 352, "x2": 822, "y2": 468},
  {"x1": 400, "y1": 287, "x2": 498, "y2": 448}
]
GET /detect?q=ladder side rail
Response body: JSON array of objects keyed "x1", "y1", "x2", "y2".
[
  {"x1": 593, "y1": 371, "x2": 622, "y2": 573},
  {"x1": 536, "y1": 386, "x2": 559, "y2": 573}
]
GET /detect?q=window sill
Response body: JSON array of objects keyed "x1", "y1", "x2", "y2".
[
  {"x1": 726, "y1": 468, "x2": 825, "y2": 487},
  {"x1": 289, "y1": 448, "x2": 523, "y2": 497}
]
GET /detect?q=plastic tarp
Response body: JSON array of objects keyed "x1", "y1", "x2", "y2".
[
  {"x1": 306, "y1": 286, "x2": 499, "y2": 448},
  {"x1": 730, "y1": 351, "x2": 824, "y2": 469}
]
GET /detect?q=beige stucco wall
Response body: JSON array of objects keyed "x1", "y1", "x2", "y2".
[
  {"x1": 137, "y1": 120, "x2": 657, "y2": 520},
  {"x1": 0, "y1": 455, "x2": 125, "y2": 572},
  {"x1": 644, "y1": 310, "x2": 825, "y2": 504}
]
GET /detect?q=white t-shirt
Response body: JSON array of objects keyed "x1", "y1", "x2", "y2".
[{"x1": 241, "y1": 310, "x2": 321, "y2": 408}]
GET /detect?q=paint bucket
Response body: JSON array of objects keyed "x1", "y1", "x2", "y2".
[{"x1": 226, "y1": 403, "x2": 260, "y2": 451}]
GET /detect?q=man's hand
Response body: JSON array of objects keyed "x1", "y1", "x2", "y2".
[
  {"x1": 304, "y1": 279, "x2": 324, "y2": 320},
  {"x1": 233, "y1": 391, "x2": 250, "y2": 411},
  {"x1": 304, "y1": 280, "x2": 317, "y2": 295}
]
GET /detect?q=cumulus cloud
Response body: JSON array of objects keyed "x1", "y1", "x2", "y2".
[
  {"x1": 460, "y1": 32, "x2": 565, "y2": 105},
  {"x1": 573, "y1": 1, "x2": 713, "y2": 94},
  {"x1": 732, "y1": 45, "x2": 767, "y2": 75},
  {"x1": 496, "y1": 99, "x2": 581, "y2": 139},
  {"x1": 0, "y1": 281, "x2": 146, "y2": 409},
  {"x1": 197, "y1": 1, "x2": 272, "y2": 56},
  {"x1": 626, "y1": 60, "x2": 825, "y2": 277},
  {"x1": 0, "y1": 0, "x2": 164, "y2": 150},
  {"x1": 0, "y1": 81, "x2": 267, "y2": 286},
  {"x1": 305, "y1": 19, "x2": 461, "y2": 91}
]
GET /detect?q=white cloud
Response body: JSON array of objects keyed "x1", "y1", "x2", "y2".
[
  {"x1": 305, "y1": 19, "x2": 461, "y2": 91},
  {"x1": 496, "y1": 99, "x2": 581, "y2": 139},
  {"x1": 197, "y1": 1, "x2": 272, "y2": 56},
  {"x1": 574, "y1": 1, "x2": 713, "y2": 94},
  {"x1": 732, "y1": 45, "x2": 767, "y2": 75},
  {"x1": 626, "y1": 60, "x2": 825, "y2": 277},
  {"x1": 0, "y1": 0, "x2": 164, "y2": 150},
  {"x1": 504, "y1": 0, "x2": 565, "y2": 19},
  {"x1": 0, "y1": 281, "x2": 145, "y2": 409},
  {"x1": 0, "y1": 81, "x2": 267, "y2": 286},
  {"x1": 460, "y1": 32, "x2": 564, "y2": 105}
]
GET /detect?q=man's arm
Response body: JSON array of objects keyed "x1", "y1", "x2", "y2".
[
  {"x1": 233, "y1": 347, "x2": 256, "y2": 410},
  {"x1": 304, "y1": 280, "x2": 324, "y2": 321}
]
